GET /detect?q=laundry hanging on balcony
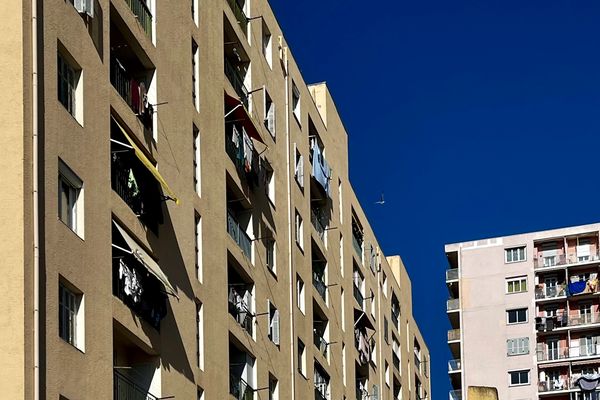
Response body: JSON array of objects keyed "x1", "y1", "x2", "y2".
[
  {"x1": 576, "y1": 374, "x2": 600, "y2": 391},
  {"x1": 112, "y1": 117, "x2": 179, "y2": 204},
  {"x1": 113, "y1": 220, "x2": 178, "y2": 298},
  {"x1": 310, "y1": 140, "x2": 331, "y2": 196}
]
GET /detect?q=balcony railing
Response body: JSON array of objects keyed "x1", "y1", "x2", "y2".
[
  {"x1": 226, "y1": 0, "x2": 248, "y2": 35},
  {"x1": 353, "y1": 284, "x2": 365, "y2": 309},
  {"x1": 112, "y1": 258, "x2": 166, "y2": 329},
  {"x1": 311, "y1": 209, "x2": 326, "y2": 243},
  {"x1": 227, "y1": 212, "x2": 252, "y2": 260},
  {"x1": 111, "y1": 155, "x2": 146, "y2": 216},
  {"x1": 230, "y1": 374, "x2": 254, "y2": 400},
  {"x1": 124, "y1": 0, "x2": 153, "y2": 39},
  {"x1": 449, "y1": 390, "x2": 462, "y2": 400},
  {"x1": 314, "y1": 387, "x2": 328, "y2": 400},
  {"x1": 313, "y1": 272, "x2": 327, "y2": 302},
  {"x1": 110, "y1": 58, "x2": 153, "y2": 129},
  {"x1": 447, "y1": 329, "x2": 461, "y2": 341},
  {"x1": 352, "y1": 235, "x2": 363, "y2": 261},
  {"x1": 228, "y1": 287, "x2": 253, "y2": 336},
  {"x1": 414, "y1": 353, "x2": 421, "y2": 372},
  {"x1": 448, "y1": 359, "x2": 461, "y2": 372},
  {"x1": 533, "y1": 251, "x2": 600, "y2": 269},
  {"x1": 538, "y1": 379, "x2": 572, "y2": 393},
  {"x1": 446, "y1": 269, "x2": 459, "y2": 281},
  {"x1": 447, "y1": 298, "x2": 460, "y2": 311},
  {"x1": 356, "y1": 388, "x2": 370, "y2": 400},
  {"x1": 568, "y1": 311, "x2": 600, "y2": 327},
  {"x1": 224, "y1": 58, "x2": 249, "y2": 109},
  {"x1": 393, "y1": 353, "x2": 400, "y2": 370},
  {"x1": 535, "y1": 285, "x2": 566, "y2": 300},
  {"x1": 314, "y1": 334, "x2": 328, "y2": 358},
  {"x1": 539, "y1": 345, "x2": 600, "y2": 361},
  {"x1": 114, "y1": 370, "x2": 159, "y2": 400},
  {"x1": 391, "y1": 307, "x2": 400, "y2": 328}
]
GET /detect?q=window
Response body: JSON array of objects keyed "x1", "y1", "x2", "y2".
[
  {"x1": 340, "y1": 288, "x2": 345, "y2": 331},
  {"x1": 385, "y1": 361, "x2": 390, "y2": 387},
  {"x1": 506, "y1": 276, "x2": 527, "y2": 294},
  {"x1": 384, "y1": 317, "x2": 389, "y2": 344},
  {"x1": 370, "y1": 289, "x2": 375, "y2": 318},
  {"x1": 262, "y1": 22, "x2": 273, "y2": 68},
  {"x1": 192, "y1": 40, "x2": 199, "y2": 111},
  {"x1": 505, "y1": 246, "x2": 526, "y2": 263},
  {"x1": 296, "y1": 274, "x2": 305, "y2": 313},
  {"x1": 264, "y1": 90, "x2": 276, "y2": 137},
  {"x1": 292, "y1": 81, "x2": 300, "y2": 122},
  {"x1": 294, "y1": 145, "x2": 304, "y2": 188},
  {"x1": 298, "y1": 339, "x2": 306, "y2": 376},
  {"x1": 197, "y1": 387, "x2": 204, "y2": 400},
  {"x1": 264, "y1": 161, "x2": 275, "y2": 204},
  {"x1": 59, "y1": 280, "x2": 84, "y2": 350},
  {"x1": 266, "y1": 238, "x2": 276, "y2": 274},
  {"x1": 509, "y1": 370, "x2": 530, "y2": 386},
  {"x1": 268, "y1": 374, "x2": 278, "y2": 400},
  {"x1": 192, "y1": 0, "x2": 199, "y2": 25},
  {"x1": 68, "y1": 0, "x2": 94, "y2": 16},
  {"x1": 193, "y1": 125, "x2": 201, "y2": 195},
  {"x1": 339, "y1": 234, "x2": 344, "y2": 277},
  {"x1": 57, "y1": 50, "x2": 83, "y2": 123},
  {"x1": 507, "y1": 308, "x2": 528, "y2": 324},
  {"x1": 295, "y1": 211, "x2": 304, "y2": 250},
  {"x1": 196, "y1": 302, "x2": 204, "y2": 369},
  {"x1": 507, "y1": 337, "x2": 529, "y2": 356},
  {"x1": 268, "y1": 300, "x2": 280, "y2": 345},
  {"x1": 195, "y1": 213, "x2": 202, "y2": 282},
  {"x1": 338, "y1": 178, "x2": 343, "y2": 222},
  {"x1": 58, "y1": 160, "x2": 84, "y2": 238}
]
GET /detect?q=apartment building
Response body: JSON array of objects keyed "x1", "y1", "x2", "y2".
[
  {"x1": 445, "y1": 222, "x2": 600, "y2": 400},
  {"x1": 1, "y1": 0, "x2": 430, "y2": 399}
]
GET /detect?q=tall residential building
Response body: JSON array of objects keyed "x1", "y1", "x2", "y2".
[
  {"x1": 445, "y1": 222, "x2": 600, "y2": 400},
  {"x1": 1, "y1": 0, "x2": 430, "y2": 399}
]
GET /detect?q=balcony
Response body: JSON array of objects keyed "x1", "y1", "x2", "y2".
[
  {"x1": 538, "y1": 379, "x2": 572, "y2": 393},
  {"x1": 224, "y1": 58, "x2": 249, "y2": 109},
  {"x1": 447, "y1": 298, "x2": 460, "y2": 312},
  {"x1": 114, "y1": 370, "x2": 159, "y2": 400},
  {"x1": 393, "y1": 352, "x2": 400, "y2": 370},
  {"x1": 228, "y1": 286, "x2": 253, "y2": 336},
  {"x1": 448, "y1": 359, "x2": 461, "y2": 372},
  {"x1": 535, "y1": 284, "x2": 566, "y2": 301},
  {"x1": 315, "y1": 387, "x2": 328, "y2": 400},
  {"x1": 124, "y1": 0, "x2": 153, "y2": 39},
  {"x1": 446, "y1": 268, "x2": 459, "y2": 282},
  {"x1": 314, "y1": 334, "x2": 328, "y2": 358},
  {"x1": 447, "y1": 329, "x2": 460, "y2": 342},
  {"x1": 352, "y1": 234, "x2": 363, "y2": 261},
  {"x1": 226, "y1": 0, "x2": 248, "y2": 36},
  {"x1": 227, "y1": 212, "x2": 252, "y2": 260},
  {"x1": 353, "y1": 284, "x2": 365, "y2": 309},
  {"x1": 534, "y1": 251, "x2": 600, "y2": 270},
  {"x1": 539, "y1": 344, "x2": 600, "y2": 362},
  {"x1": 313, "y1": 271, "x2": 327, "y2": 302},
  {"x1": 311, "y1": 209, "x2": 327, "y2": 243},
  {"x1": 414, "y1": 353, "x2": 421, "y2": 372},
  {"x1": 110, "y1": 58, "x2": 153, "y2": 129},
  {"x1": 230, "y1": 374, "x2": 254, "y2": 400},
  {"x1": 449, "y1": 390, "x2": 462, "y2": 400}
]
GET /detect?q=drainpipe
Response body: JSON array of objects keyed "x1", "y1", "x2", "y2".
[
  {"x1": 31, "y1": 0, "x2": 40, "y2": 398},
  {"x1": 283, "y1": 53, "x2": 295, "y2": 400}
]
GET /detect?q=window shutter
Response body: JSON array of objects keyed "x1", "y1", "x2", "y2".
[
  {"x1": 298, "y1": 154, "x2": 304, "y2": 187},
  {"x1": 523, "y1": 337, "x2": 529, "y2": 353},
  {"x1": 507, "y1": 339, "x2": 515, "y2": 356},
  {"x1": 267, "y1": 104, "x2": 275, "y2": 136},
  {"x1": 272, "y1": 309, "x2": 280, "y2": 345},
  {"x1": 85, "y1": 0, "x2": 94, "y2": 17},
  {"x1": 74, "y1": 0, "x2": 85, "y2": 13}
]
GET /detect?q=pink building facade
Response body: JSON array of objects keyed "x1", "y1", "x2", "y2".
[{"x1": 446, "y1": 223, "x2": 600, "y2": 400}]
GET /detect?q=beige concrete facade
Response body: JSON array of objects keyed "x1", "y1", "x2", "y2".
[
  {"x1": 446, "y1": 222, "x2": 600, "y2": 400},
  {"x1": 2, "y1": 0, "x2": 430, "y2": 399}
]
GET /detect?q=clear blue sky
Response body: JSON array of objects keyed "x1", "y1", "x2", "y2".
[{"x1": 271, "y1": 1, "x2": 600, "y2": 398}]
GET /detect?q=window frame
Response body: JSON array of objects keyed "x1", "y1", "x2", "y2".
[
  {"x1": 505, "y1": 246, "x2": 526, "y2": 263},
  {"x1": 508, "y1": 369, "x2": 530, "y2": 386},
  {"x1": 507, "y1": 337, "x2": 529, "y2": 356},
  {"x1": 58, "y1": 279, "x2": 85, "y2": 351},
  {"x1": 58, "y1": 160, "x2": 84, "y2": 238},
  {"x1": 506, "y1": 308, "x2": 528, "y2": 325},
  {"x1": 292, "y1": 81, "x2": 301, "y2": 123},
  {"x1": 506, "y1": 276, "x2": 528, "y2": 294}
]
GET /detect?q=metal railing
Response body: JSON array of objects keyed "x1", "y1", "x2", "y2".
[
  {"x1": 352, "y1": 235, "x2": 363, "y2": 262},
  {"x1": 226, "y1": 0, "x2": 248, "y2": 35},
  {"x1": 535, "y1": 285, "x2": 566, "y2": 300},
  {"x1": 449, "y1": 390, "x2": 462, "y2": 400},
  {"x1": 414, "y1": 353, "x2": 421, "y2": 372},
  {"x1": 568, "y1": 311, "x2": 600, "y2": 327},
  {"x1": 227, "y1": 212, "x2": 252, "y2": 260},
  {"x1": 111, "y1": 155, "x2": 145, "y2": 216},
  {"x1": 124, "y1": 0, "x2": 153, "y2": 39},
  {"x1": 393, "y1": 353, "x2": 400, "y2": 370},
  {"x1": 313, "y1": 272, "x2": 327, "y2": 302},
  {"x1": 539, "y1": 345, "x2": 600, "y2": 361},
  {"x1": 114, "y1": 370, "x2": 159, "y2": 400},
  {"x1": 533, "y1": 251, "x2": 600, "y2": 269},
  {"x1": 356, "y1": 388, "x2": 370, "y2": 400},
  {"x1": 537, "y1": 347, "x2": 570, "y2": 362},
  {"x1": 227, "y1": 287, "x2": 253, "y2": 336},
  {"x1": 391, "y1": 306, "x2": 400, "y2": 329},
  {"x1": 538, "y1": 379, "x2": 573, "y2": 393},
  {"x1": 311, "y1": 209, "x2": 326, "y2": 243},
  {"x1": 314, "y1": 387, "x2": 328, "y2": 400},
  {"x1": 229, "y1": 374, "x2": 254, "y2": 400},
  {"x1": 224, "y1": 58, "x2": 249, "y2": 109},
  {"x1": 448, "y1": 359, "x2": 461, "y2": 372},
  {"x1": 447, "y1": 329, "x2": 461, "y2": 341},
  {"x1": 353, "y1": 284, "x2": 365, "y2": 309},
  {"x1": 447, "y1": 298, "x2": 460, "y2": 311},
  {"x1": 446, "y1": 269, "x2": 459, "y2": 281}
]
